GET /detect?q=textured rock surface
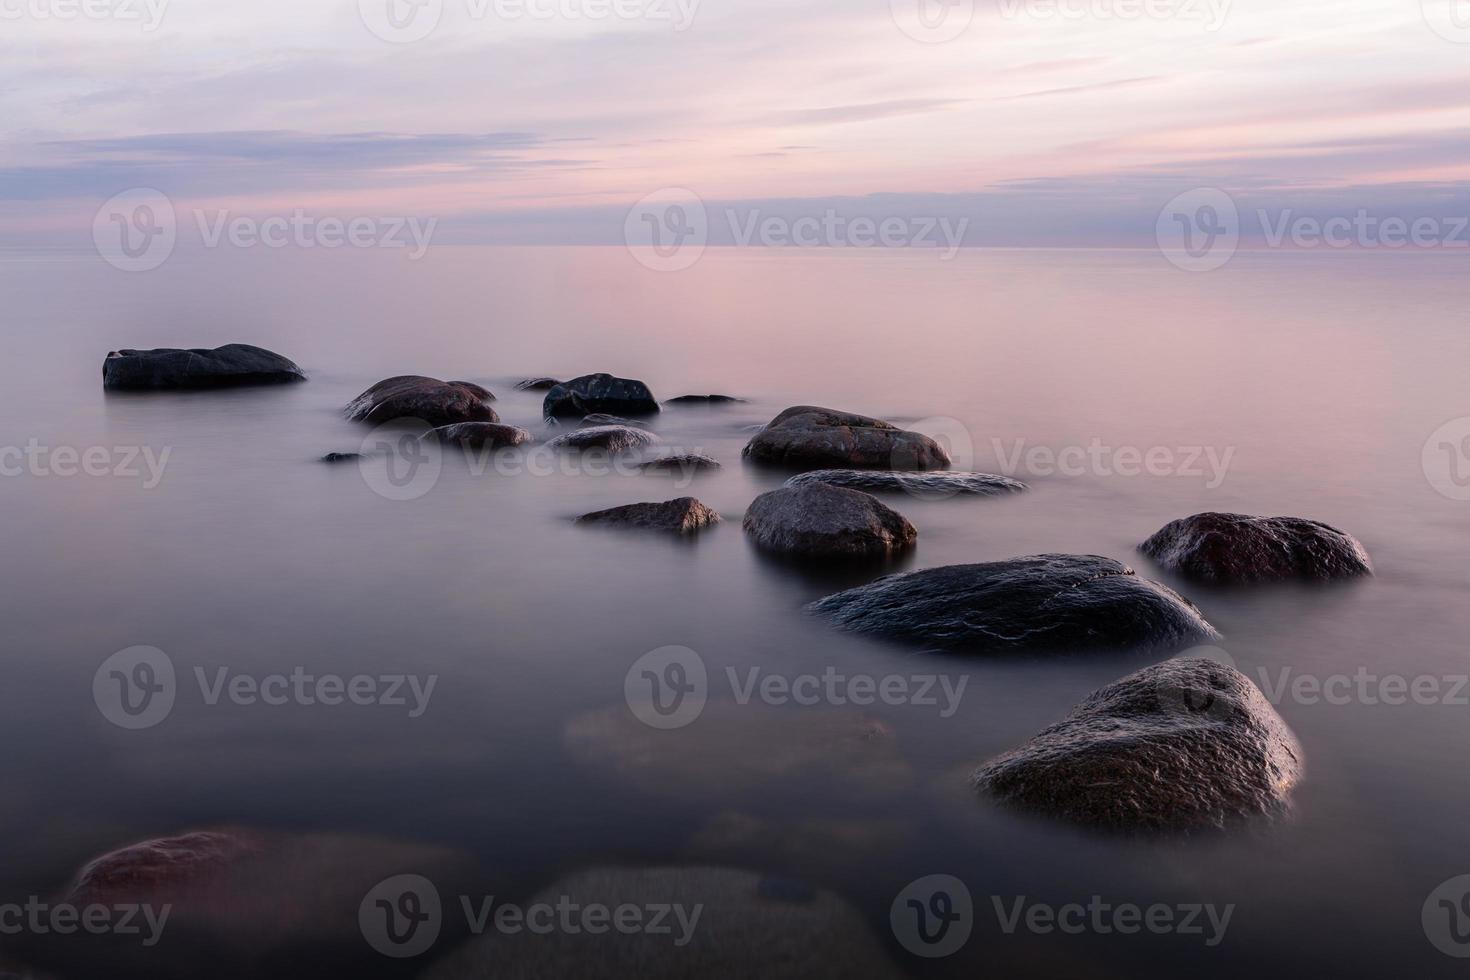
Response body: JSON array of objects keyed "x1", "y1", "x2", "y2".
[
  {"x1": 515, "y1": 377, "x2": 562, "y2": 391},
  {"x1": 68, "y1": 831, "x2": 263, "y2": 902},
  {"x1": 973, "y1": 657, "x2": 1303, "y2": 832},
  {"x1": 1141, "y1": 512, "x2": 1372, "y2": 583},
  {"x1": 578, "y1": 413, "x2": 651, "y2": 429},
  {"x1": 742, "y1": 483, "x2": 916, "y2": 558},
  {"x1": 810, "y1": 554, "x2": 1218, "y2": 654},
  {"x1": 431, "y1": 422, "x2": 533, "y2": 450},
  {"x1": 786, "y1": 469, "x2": 1027, "y2": 496},
  {"x1": 742, "y1": 406, "x2": 949, "y2": 471},
  {"x1": 543, "y1": 373, "x2": 659, "y2": 419},
  {"x1": 548, "y1": 425, "x2": 660, "y2": 454},
  {"x1": 640, "y1": 453, "x2": 722, "y2": 473},
  {"x1": 421, "y1": 866, "x2": 902, "y2": 980},
  {"x1": 576, "y1": 497, "x2": 721, "y2": 533},
  {"x1": 345, "y1": 376, "x2": 497, "y2": 426},
  {"x1": 102, "y1": 344, "x2": 305, "y2": 390}
]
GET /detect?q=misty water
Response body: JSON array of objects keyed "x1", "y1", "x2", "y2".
[{"x1": 1, "y1": 245, "x2": 1467, "y2": 977}]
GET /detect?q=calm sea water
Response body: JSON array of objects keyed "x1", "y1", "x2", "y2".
[{"x1": 1, "y1": 245, "x2": 1467, "y2": 978}]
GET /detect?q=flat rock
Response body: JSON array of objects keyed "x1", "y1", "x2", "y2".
[
  {"x1": 102, "y1": 344, "x2": 305, "y2": 390},
  {"x1": 666, "y1": 394, "x2": 746, "y2": 404},
  {"x1": 515, "y1": 377, "x2": 562, "y2": 391},
  {"x1": 786, "y1": 469, "x2": 1027, "y2": 496},
  {"x1": 742, "y1": 483, "x2": 916, "y2": 558},
  {"x1": 431, "y1": 422, "x2": 533, "y2": 450},
  {"x1": 345, "y1": 375, "x2": 497, "y2": 426},
  {"x1": 420, "y1": 866, "x2": 902, "y2": 980},
  {"x1": 320, "y1": 452, "x2": 365, "y2": 463},
  {"x1": 543, "y1": 373, "x2": 659, "y2": 419},
  {"x1": 810, "y1": 554, "x2": 1219, "y2": 654},
  {"x1": 742, "y1": 405, "x2": 949, "y2": 471},
  {"x1": 576, "y1": 497, "x2": 720, "y2": 533},
  {"x1": 640, "y1": 453, "x2": 722, "y2": 474},
  {"x1": 548, "y1": 425, "x2": 660, "y2": 454},
  {"x1": 1140, "y1": 512, "x2": 1372, "y2": 583},
  {"x1": 973, "y1": 657, "x2": 1303, "y2": 832}
]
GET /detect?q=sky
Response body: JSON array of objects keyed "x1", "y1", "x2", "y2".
[{"x1": 4, "y1": 0, "x2": 1470, "y2": 247}]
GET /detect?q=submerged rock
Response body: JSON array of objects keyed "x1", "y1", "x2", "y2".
[
  {"x1": 640, "y1": 453, "x2": 722, "y2": 474},
  {"x1": 420, "y1": 866, "x2": 902, "y2": 980},
  {"x1": 786, "y1": 469, "x2": 1027, "y2": 496},
  {"x1": 973, "y1": 657, "x2": 1303, "y2": 833},
  {"x1": 543, "y1": 373, "x2": 659, "y2": 419},
  {"x1": 345, "y1": 375, "x2": 497, "y2": 426},
  {"x1": 810, "y1": 554, "x2": 1218, "y2": 654},
  {"x1": 742, "y1": 483, "x2": 916, "y2": 558},
  {"x1": 742, "y1": 406, "x2": 949, "y2": 471},
  {"x1": 578, "y1": 413, "x2": 651, "y2": 430},
  {"x1": 320, "y1": 452, "x2": 365, "y2": 463},
  {"x1": 576, "y1": 497, "x2": 720, "y2": 533},
  {"x1": 431, "y1": 422, "x2": 533, "y2": 450},
  {"x1": 548, "y1": 425, "x2": 660, "y2": 454},
  {"x1": 68, "y1": 831, "x2": 263, "y2": 902},
  {"x1": 666, "y1": 394, "x2": 746, "y2": 405},
  {"x1": 1140, "y1": 512, "x2": 1373, "y2": 583},
  {"x1": 515, "y1": 377, "x2": 562, "y2": 391},
  {"x1": 102, "y1": 344, "x2": 305, "y2": 390}
]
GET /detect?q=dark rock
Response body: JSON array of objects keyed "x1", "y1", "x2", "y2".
[
  {"x1": 320, "y1": 452, "x2": 365, "y2": 463},
  {"x1": 640, "y1": 453, "x2": 722, "y2": 473},
  {"x1": 742, "y1": 406, "x2": 949, "y2": 471},
  {"x1": 543, "y1": 373, "x2": 659, "y2": 419},
  {"x1": 743, "y1": 483, "x2": 916, "y2": 558},
  {"x1": 68, "y1": 831, "x2": 263, "y2": 902},
  {"x1": 578, "y1": 413, "x2": 651, "y2": 430},
  {"x1": 973, "y1": 657, "x2": 1303, "y2": 833},
  {"x1": 548, "y1": 425, "x2": 660, "y2": 454},
  {"x1": 1140, "y1": 512, "x2": 1372, "y2": 583},
  {"x1": 576, "y1": 497, "x2": 720, "y2": 533},
  {"x1": 786, "y1": 469, "x2": 1027, "y2": 496},
  {"x1": 515, "y1": 377, "x2": 562, "y2": 391},
  {"x1": 431, "y1": 422, "x2": 533, "y2": 450},
  {"x1": 810, "y1": 554, "x2": 1218, "y2": 654},
  {"x1": 345, "y1": 375, "x2": 497, "y2": 426},
  {"x1": 667, "y1": 394, "x2": 746, "y2": 404},
  {"x1": 102, "y1": 344, "x2": 305, "y2": 390}
]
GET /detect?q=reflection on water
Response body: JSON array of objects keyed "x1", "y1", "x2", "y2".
[{"x1": 0, "y1": 247, "x2": 1467, "y2": 977}]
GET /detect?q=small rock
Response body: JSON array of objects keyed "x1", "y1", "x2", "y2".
[
  {"x1": 786, "y1": 469, "x2": 1027, "y2": 496},
  {"x1": 543, "y1": 373, "x2": 659, "y2": 419},
  {"x1": 810, "y1": 554, "x2": 1219, "y2": 654},
  {"x1": 576, "y1": 497, "x2": 720, "y2": 533},
  {"x1": 640, "y1": 453, "x2": 722, "y2": 474},
  {"x1": 973, "y1": 657, "x2": 1303, "y2": 833},
  {"x1": 548, "y1": 425, "x2": 660, "y2": 454},
  {"x1": 515, "y1": 377, "x2": 562, "y2": 391},
  {"x1": 431, "y1": 422, "x2": 533, "y2": 450},
  {"x1": 742, "y1": 405, "x2": 949, "y2": 471},
  {"x1": 320, "y1": 452, "x2": 364, "y2": 463},
  {"x1": 667, "y1": 394, "x2": 746, "y2": 404},
  {"x1": 102, "y1": 344, "x2": 305, "y2": 390},
  {"x1": 742, "y1": 483, "x2": 916, "y2": 558},
  {"x1": 1140, "y1": 512, "x2": 1373, "y2": 583},
  {"x1": 345, "y1": 375, "x2": 497, "y2": 426}
]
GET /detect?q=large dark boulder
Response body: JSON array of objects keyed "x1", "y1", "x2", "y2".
[
  {"x1": 345, "y1": 376, "x2": 497, "y2": 426},
  {"x1": 786, "y1": 469, "x2": 1026, "y2": 496},
  {"x1": 431, "y1": 422, "x2": 532, "y2": 450},
  {"x1": 102, "y1": 344, "x2": 305, "y2": 390},
  {"x1": 742, "y1": 406, "x2": 949, "y2": 471},
  {"x1": 973, "y1": 657, "x2": 1303, "y2": 833},
  {"x1": 548, "y1": 425, "x2": 659, "y2": 454},
  {"x1": 743, "y1": 483, "x2": 916, "y2": 558},
  {"x1": 543, "y1": 374, "x2": 659, "y2": 419},
  {"x1": 1140, "y1": 512, "x2": 1372, "y2": 583},
  {"x1": 576, "y1": 497, "x2": 720, "y2": 534},
  {"x1": 810, "y1": 554, "x2": 1218, "y2": 654}
]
